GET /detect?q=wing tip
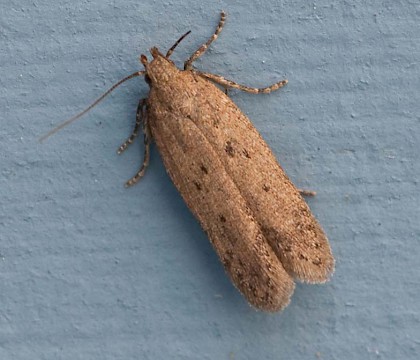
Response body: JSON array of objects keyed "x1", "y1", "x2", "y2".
[
  {"x1": 289, "y1": 253, "x2": 335, "y2": 284},
  {"x1": 246, "y1": 278, "x2": 296, "y2": 312}
]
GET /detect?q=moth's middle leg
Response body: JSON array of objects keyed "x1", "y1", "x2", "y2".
[
  {"x1": 196, "y1": 71, "x2": 288, "y2": 94},
  {"x1": 125, "y1": 107, "x2": 152, "y2": 187},
  {"x1": 116, "y1": 98, "x2": 152, "y2": 187},
  {"x1": 124, "y1": 120, "x2": 152, "y2": 187},
  {"x1": 117, "y1": 98, "x2": 147, "y2": 154}
]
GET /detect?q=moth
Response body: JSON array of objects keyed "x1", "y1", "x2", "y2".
[{"x1": 42, "y1": 12, "x2": 334, "y2": 312}]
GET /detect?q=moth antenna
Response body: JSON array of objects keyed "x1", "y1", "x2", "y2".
[
  {"x1": 39, "y1": 71, "x2": 145, "y2": 142},
  {"x1": 166, "y1": 30, "x2": 191, "y2": 58}
]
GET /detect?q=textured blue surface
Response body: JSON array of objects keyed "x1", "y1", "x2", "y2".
[{"x1": 1, "y1": 1, "x2": 419, "y2": 359}]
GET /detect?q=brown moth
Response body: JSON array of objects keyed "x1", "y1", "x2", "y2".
[{"x1": 41, "y1": 12, "x2": 334, "y2": 312}]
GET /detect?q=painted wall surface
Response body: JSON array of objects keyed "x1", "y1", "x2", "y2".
[{"x1": 1, "y1": 1, "x2": 419, "y2": 359}]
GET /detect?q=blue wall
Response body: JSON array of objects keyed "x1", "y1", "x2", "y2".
[{"x1": 1, "y1": 1, "x2": 419, "y2": 359}]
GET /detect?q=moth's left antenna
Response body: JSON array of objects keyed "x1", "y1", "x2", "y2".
[{"x1": 39, "y1": 70, "x2": 145, "y2": 142}]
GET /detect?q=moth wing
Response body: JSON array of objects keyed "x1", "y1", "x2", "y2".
[
  {"x1": 149, "y1": 107, "x2": 295, "y2": 312},
  {"x1": 188, "y1": 74, "x2": 335, "y2": 283}
]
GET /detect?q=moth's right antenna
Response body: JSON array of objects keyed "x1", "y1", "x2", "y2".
[{"x1": 166, "y1": 31, "x2": 191, "y2": 58}]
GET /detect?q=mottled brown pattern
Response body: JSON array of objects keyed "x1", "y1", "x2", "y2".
[
  {"x1": 138, "y1": 13, "x2": 334, "y2": 309},
  {"x1": 44, "y1": 12, "x2": 334, "y2": 312}
]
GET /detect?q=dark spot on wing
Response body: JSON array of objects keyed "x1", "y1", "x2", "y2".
[
  {"x1": 299, "y1": 254, "x2": 309, "y2": 261},
  {"x1": 225, "y1": 141, "x2": 235, "y2": 157},
  {"x1": 200, "y1": 165, "x2": 208, "y2": 174},
  {"x1": 242, "y1": 149, "x2": 251, "y2": 159},
  {"x1": 312, "y1": 258, "x2": 322, "y2": 266}
]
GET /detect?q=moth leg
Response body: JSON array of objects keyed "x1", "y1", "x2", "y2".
[
  {"x1": 196, "y1": 71, "x2": 288, "y2": 94},
  {"x1": 117, "y1": 98, "x2": 147, "y2": 155},
  {"x1": 124, "y1": 117, "x2": 152, "y2": 188},
  {"x1": 184, "y1": 11, "x2": 226, "y2": 70},
  {"x1": 298, "y1": 189, "x2": 317, "y2": 197}
]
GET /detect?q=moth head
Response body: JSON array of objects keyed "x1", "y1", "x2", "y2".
[
  {"x1": 138, "y1": 31, "x2": 191, "y2": 87},
  {"x1": 139, "y1": 47, "x2": 178, "y2": 86}
]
